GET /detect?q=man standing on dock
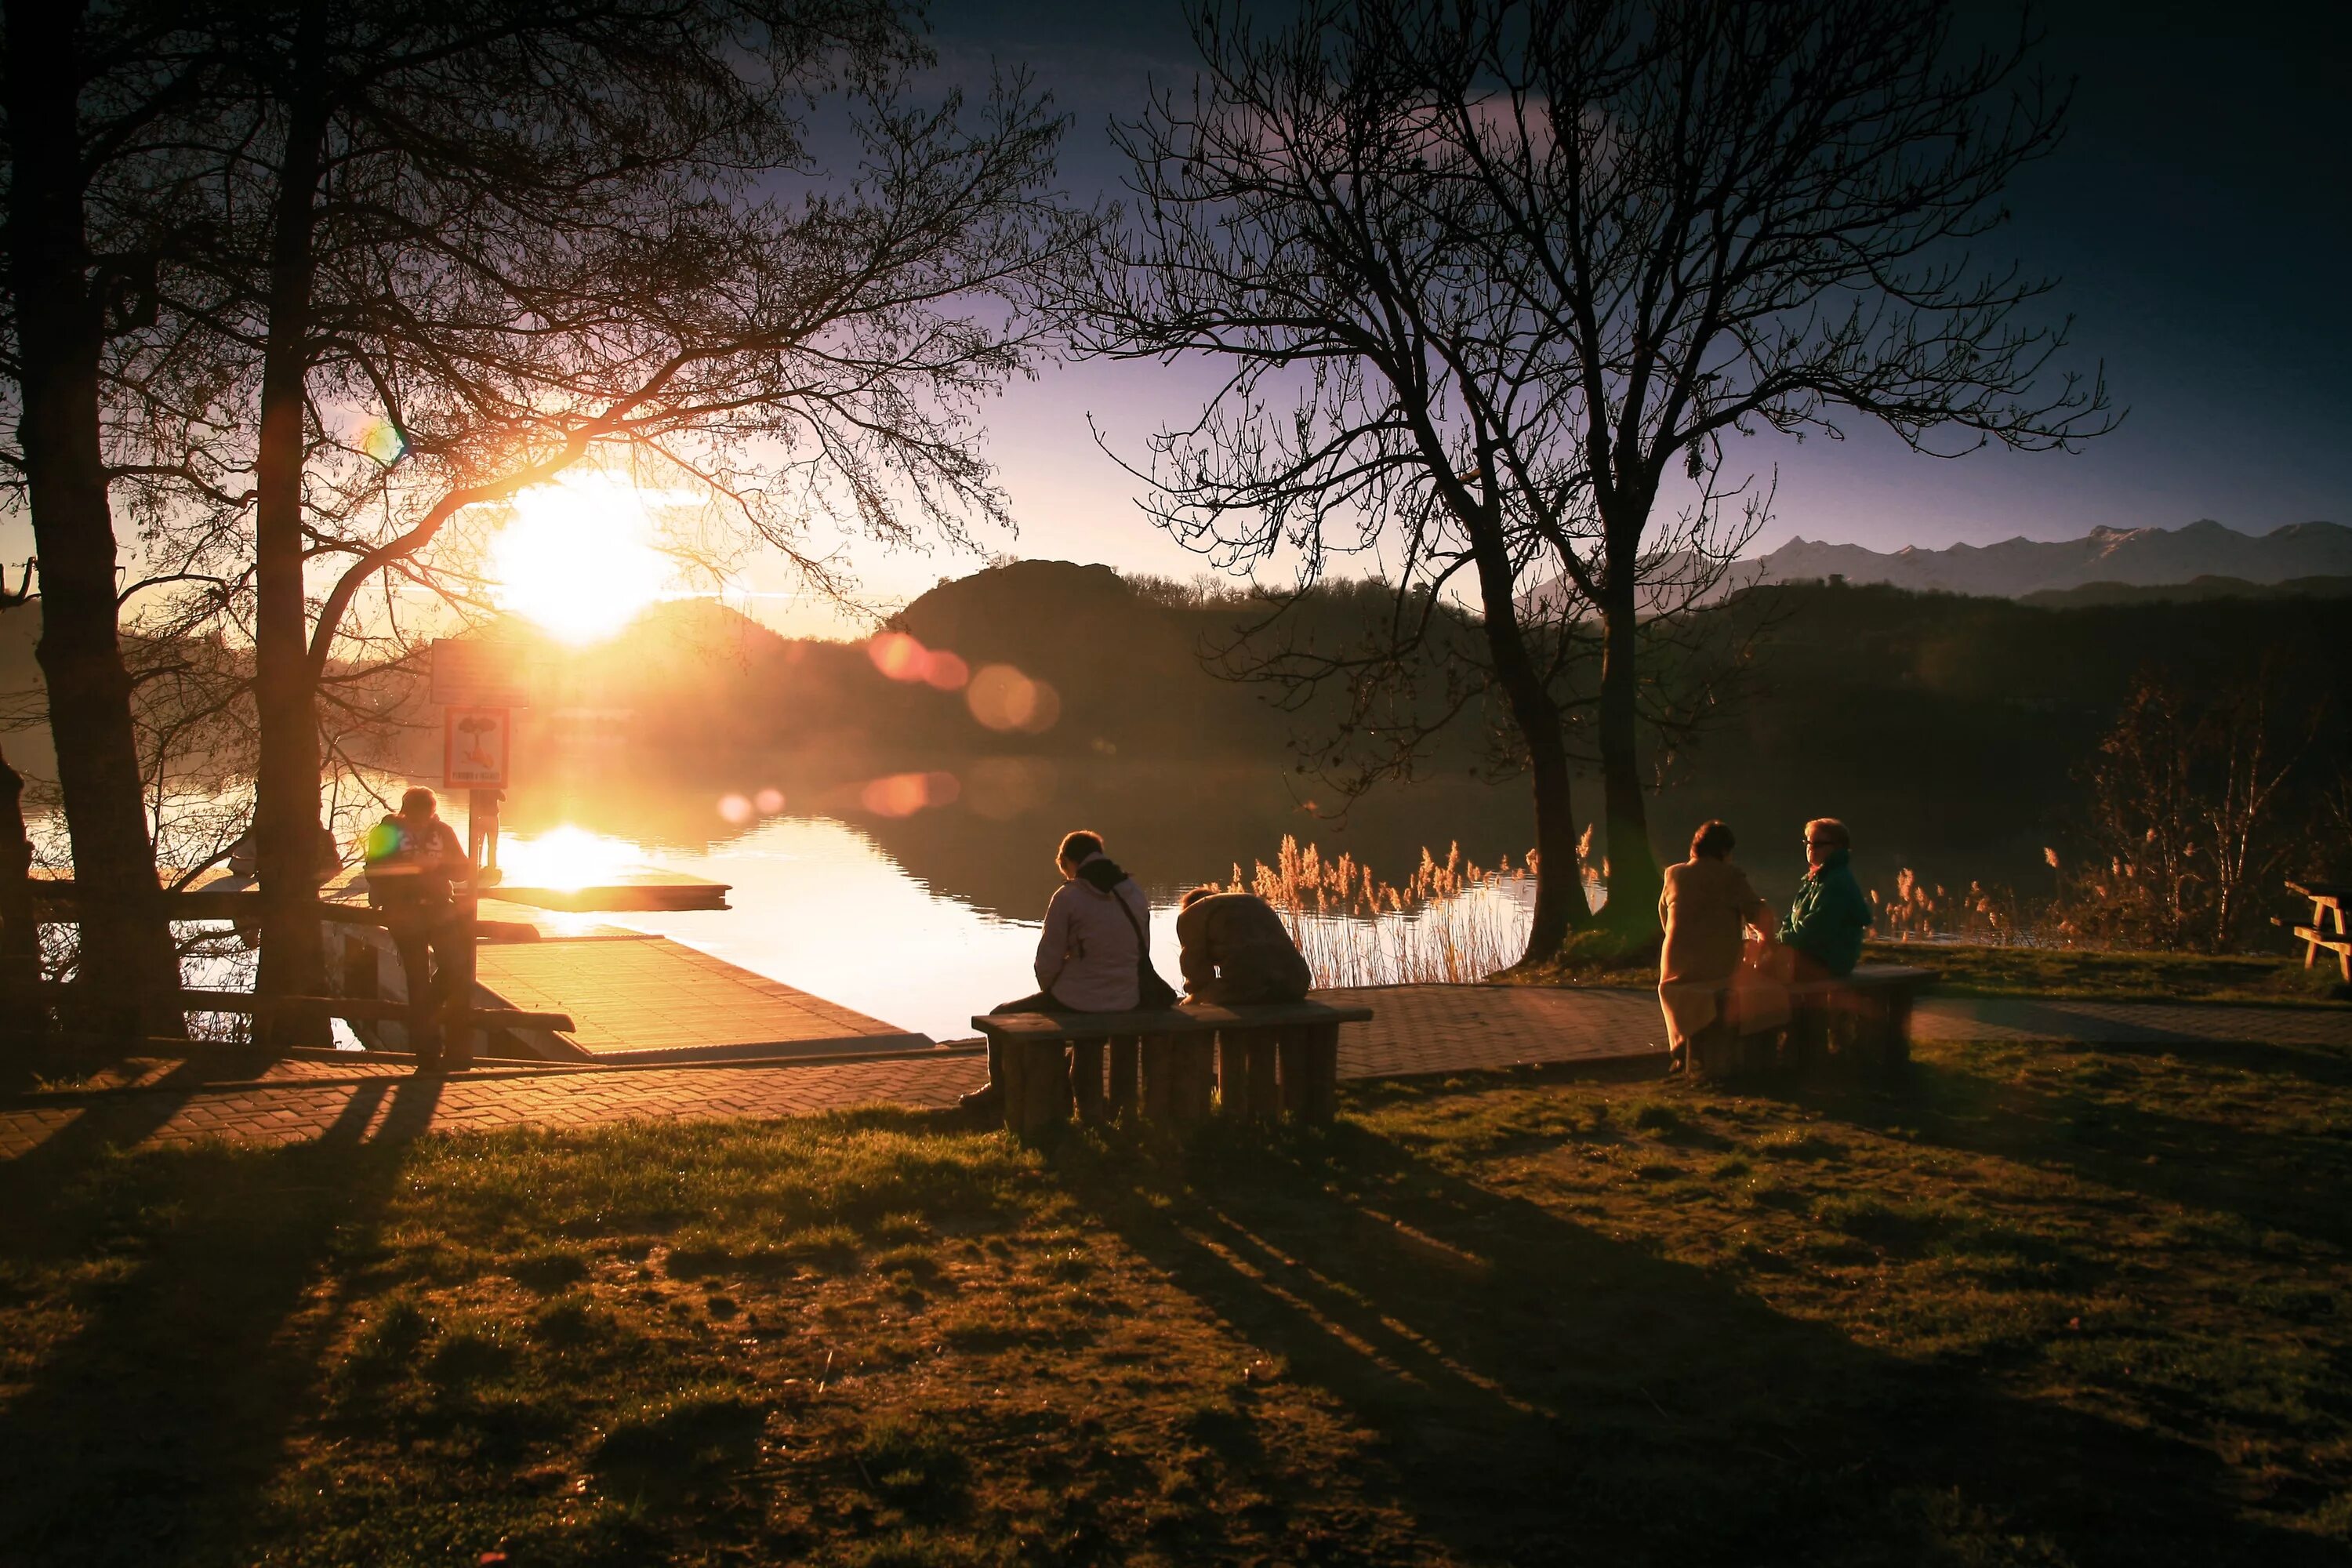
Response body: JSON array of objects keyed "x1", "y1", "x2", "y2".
[{"x1": 365, "y1": 787, "x2": 474, "y2": 1071}]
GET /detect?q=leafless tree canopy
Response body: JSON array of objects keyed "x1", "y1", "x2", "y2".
[{"x1": 1074, "y1": 0, "x2": 2111, "y2": 960}]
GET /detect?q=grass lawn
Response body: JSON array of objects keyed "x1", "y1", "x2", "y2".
[
  {"x1": 1516, "y1": 940, "x2": 2349, "y2": 1007},
  {"x1": 5, "y1": 1036, "x2": 2350, "y2": 1566},
  {"x1": 1862, "y1": 942, "x2": 2350, "y2": 1006}
]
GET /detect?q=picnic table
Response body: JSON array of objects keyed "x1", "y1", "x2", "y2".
[
  {"x1": 971, "y1": 997, "x2": 1374, "y2": 1137},
  {"x1": 2288, "y1": 880, "x2": 2352, "y2": 983}
]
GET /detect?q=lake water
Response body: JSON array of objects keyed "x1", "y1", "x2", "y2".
[{"x1": 451, "y1": 755, "x2": 1547, "y2": 1042}]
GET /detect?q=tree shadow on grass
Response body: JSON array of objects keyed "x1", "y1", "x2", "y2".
[
  {"x1": 1054, "y1": 1118, "x2": 2338, "y2": 1568},
  {"x1": 0, "y1": 1075, "x2": 442, "y2": 1566},
  {"x1": 1787, "y1": 1051, "x2": 2352, "y2": 1254}
]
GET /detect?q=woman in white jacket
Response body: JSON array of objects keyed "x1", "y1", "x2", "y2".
[{"x1": 963, "y1": 829, "x2": 1152, "y2": 1112}]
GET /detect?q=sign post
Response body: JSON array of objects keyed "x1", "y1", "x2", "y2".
[
  {"x1": 432, "y1": 639, "x2": 531, "y2": 884},
  {"x1": 443, "y1": 706, "x2": 510, "y2": 886}
]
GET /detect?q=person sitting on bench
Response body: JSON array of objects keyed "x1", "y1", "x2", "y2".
[
  {"x1": 962, "y1": 829, "x2": 1151, "y2": 1114},
  {"x1": 1778, "y1": 816, "x2": 1871, "y2": 982},
  {"x1": 1176, "y1": 884, "x2": 1311, "y2": 1004},
  {"x1": 1657, "y1": 819, "x2": 1773, "y2": 1074}
]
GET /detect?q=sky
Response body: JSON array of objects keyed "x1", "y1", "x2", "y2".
[
  {"x1": 764, "y1": 0, "x2": 2343, "y2": 633},
  {"x1": 6, "y1": 1, "x2": 2344, "y2": 640}
]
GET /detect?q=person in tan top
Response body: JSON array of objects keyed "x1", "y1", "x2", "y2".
[
  {"x1": 1176, "y1": 886, "x2": 1312, "y2": 1004},
  {"x1": 1657, "y1": 820, "x2": 1773, "y2": 1072}
]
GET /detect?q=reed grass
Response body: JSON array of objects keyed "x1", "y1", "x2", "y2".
[{"x1": 1222, "y1": 836, "x2": 1542, "y2": 986}]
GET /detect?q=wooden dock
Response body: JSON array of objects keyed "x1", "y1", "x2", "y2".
[{"x1": 314, "y1": 877, "x2": 935, "y2": 1065}]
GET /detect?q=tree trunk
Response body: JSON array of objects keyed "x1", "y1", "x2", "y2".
[
  {"x1": 1472, "y1": 543, "x2": 1593, "y2": 967},
  {"x1": 1595, "y1": 568, "x2": 1664, "y2": 952},
  {"x1": 251, "y1": 82, "x2": 329, "y2": 1039},
  {"x1": 0, "y1": 744, "x2": 39, "y2": 1041},
  {"x1": 2, "y1": 0, "x2": 185, "y2": 1036}
]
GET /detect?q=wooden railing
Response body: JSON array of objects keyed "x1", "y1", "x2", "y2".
[{"x1": 7, "y1": 884, "x2": 562, "y2": 1062}]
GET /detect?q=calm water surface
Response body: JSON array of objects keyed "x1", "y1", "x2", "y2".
[{"x1": 463, "y1": 757, "x2": 1544, "y2": 1042}]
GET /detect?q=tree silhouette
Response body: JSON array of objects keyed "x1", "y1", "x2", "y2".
[
  {"x1": 1076, "y1": 0, "x2": 2110, "y2": 962},
  {"x1": 134, "y1": 0, "x2": 1083, "y2": 1018}
]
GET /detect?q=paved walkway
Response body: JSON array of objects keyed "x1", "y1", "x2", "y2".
[{"x1": 4, "y1": 986, "x2": 2347, "y2": 1161}]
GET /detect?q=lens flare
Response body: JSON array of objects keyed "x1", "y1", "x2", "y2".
[
  {"x1": 858, "y1": 771, "x2": 960, "y2": 818},
  {"x1": 867, "y1": 631, "x2": 928, "y2": 681},
  {"x1": 358, "y1": 417, "x2": 408, "y2": 465},
  {"x1": 965, "y1": 664, "x2": 1060, "y2": 734}
]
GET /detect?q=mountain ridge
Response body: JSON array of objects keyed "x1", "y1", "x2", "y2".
[{"x1": 1752, "y1": 518, "x2": 2350, "y2": 597}]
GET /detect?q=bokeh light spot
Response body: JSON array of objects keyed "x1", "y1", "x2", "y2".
[
  {"x1": 858, "y1": 771, "x2": 960, "y2": 818},
  {"x1": 921, "y1": 649, "x2": 971, "y2": 691},
  {"x1": 717, "y1": 793, "x2": 753, "y2": 825},
  {"x1": 965, "y1": 663, "x2": 1061, "y2": 734}
]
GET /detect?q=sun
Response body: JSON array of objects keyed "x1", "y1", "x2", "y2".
[{"x1": 490, "y1": 474, "x2": 673, "y2": 643}]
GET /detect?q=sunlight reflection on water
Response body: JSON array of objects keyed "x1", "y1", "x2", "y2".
[
  {"x1": 486, "y1": 815, "x2": 1542, "y2": 1043},
  {"x1": 492, "y1": 815, "x2": 1186, "y2": 1042}
]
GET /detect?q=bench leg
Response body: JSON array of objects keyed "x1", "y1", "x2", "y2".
[
  {"x1": 1792, "y1": 1000, "x2": 1829, "y2": 1076},
  {"x1": 1277, "y1": 1025, "x2": 1312, "y2": 1118},
  {"x1": 1238, "y1": 1026, "x2": 1279, "y2": 1122},
  {"x1": 995, "y1": 1031, "x2": 1025, "y2": 1133},
  {"x1": 1141, "y1": 1033, "x2": 1174, "y2": 1122},
  {"x1": 1109, "y1": 1033, "x2": 1140, "y2": 1116},
  {"x1": 1014, "y1": 1039, "x2": 1069, "y2": 1137},
  {"x1": 1304, "y1": 1022, "x2": 1339, "y2": 1122},
  {"x1": 1172, "y1": 1036, "x2": 1214, "y2": 1126},
  {"x1": 1070, "y1": 1038, "x2": 1106, "y2": 1122},
  {"x1": 1882, "y1": 993, "x2": 1914, "y2": 1079}
]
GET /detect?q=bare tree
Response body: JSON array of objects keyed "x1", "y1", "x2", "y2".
[
  {"x1": 2076, "y1": 662, "x2": 2316, "y2": 953},
  {"x1": 0, "y1": 0, "x2": 224, "y2": 1030},
  {"x1": 1078, "y1": 0, "x2": 2108, "y2": 959},
  {"x1": 144, "y1": 0, "x2": 1081, "y2": 1016}
]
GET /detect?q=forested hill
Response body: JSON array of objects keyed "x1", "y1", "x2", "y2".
[
  {"x1": 4, "y1": 565, "x2": 2347, "y2": 880},
  {"x1": 517, "y1": 560, "x2": 1435, "y2": 761},
  {"x1": 1651, "y1": 579, "x2": 2352, "y2": 887}
]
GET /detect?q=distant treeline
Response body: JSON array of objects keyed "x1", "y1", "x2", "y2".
[{"x1": 6, "y1": 561, "x2": 2346, "y2": 935}]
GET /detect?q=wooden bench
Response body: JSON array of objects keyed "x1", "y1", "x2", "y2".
[
  {"x1": 2288, "y1": 880, "x2": 2351, "y2": 984},
  {"x1": 970, "y1": 998, "x2": 1374, "y2": 1137},
  {"x1": 1692, "y1": 963, "x2": 1934, "y2": 1081}
]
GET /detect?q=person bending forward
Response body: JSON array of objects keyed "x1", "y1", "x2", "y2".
[{"x1": 1176, "y1": 885, "x2": 1311, "y2": 1005}]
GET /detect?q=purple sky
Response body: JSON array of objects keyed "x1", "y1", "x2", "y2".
[
  {"x1": 705, "y1": 0, "x2": 2351, "y2": 630},
  {"x1": 922, "y1": 0, "x2": 2349, "y2": 592},
  {"x1": 11, "y1": 2, "x2": 2341, "y2": 639}
]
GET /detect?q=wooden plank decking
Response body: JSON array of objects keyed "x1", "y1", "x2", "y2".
[
  {"x1": 471, "y1": 937, "x2": 931, "y2": 1064},
  {"x1": 309, "y1": 869, "x2": 930, "y2": 1065}
]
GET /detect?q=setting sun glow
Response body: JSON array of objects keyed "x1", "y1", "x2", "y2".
[
  {"x1": 490, "y1": 474, "x2": 673, "y2": 643},
  {"x1": 495, "y1": 826, "x2": 644, "y2": 892}
]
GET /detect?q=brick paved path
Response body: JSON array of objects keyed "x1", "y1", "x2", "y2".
[{"x1": 5, "y1": 985, "x2": 2347, "y2": 1161}]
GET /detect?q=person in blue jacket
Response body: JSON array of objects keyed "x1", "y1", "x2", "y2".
[{"x1": 1777, "y1": 817, "x2": 1871, "y2": 979}]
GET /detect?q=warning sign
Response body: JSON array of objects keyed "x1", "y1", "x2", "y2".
[{"x1": 443, "y1": 706, "x2": 511, "y2": 788}]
